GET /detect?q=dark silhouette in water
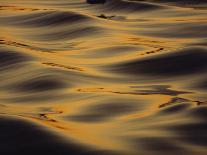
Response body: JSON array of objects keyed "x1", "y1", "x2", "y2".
[
  {"x1": 87, "y1": 0, "x2": 106, "y2": 4},
  {"x1": 97, "y1": 14, "x2": 115, "y2": 19}
]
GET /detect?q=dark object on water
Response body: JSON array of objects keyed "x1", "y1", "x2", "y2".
[
  {"x1": 86, "y1": 0, "x2": 106, "y2": 4},
  {"x1": 97, "y1": 14, "x2": 115, "y2": 19}
]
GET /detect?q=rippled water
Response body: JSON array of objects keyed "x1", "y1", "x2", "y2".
[{"x1": 0, "y1": 0, "x2": 207, "y2": 155}]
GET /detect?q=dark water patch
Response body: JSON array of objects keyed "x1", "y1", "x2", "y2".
[
  {"x1": 0, "y1": 116, "x2": 117, "y2": 155},
  {"x1": 158, "y1": 105, "x2": 207, "y2": 146},
  {"x1": 0, "y1": 11, "x2": 91, "y2": 27},
  {"x1": 0, "y1": 48, "x2": 31, "y2": 69},
  {"x1": 89, "y1": 0, "x2": 163, "y2": 13},
  {"x1": 132, "y1": 137, "x2": 185, "y2": 155},
  {"x1": 110, "y1": 0, "x2": 163, "y2": 11},
  {"x1": 14, "y1": 76, "x2": 67, "y2": 93},
  {"x1": 87, "y1": 0, "x2": 106, "y2": 4},
  {"x1": 5, "y1": 93, "x2": 69, "y2": 103},
  {"x1": 172, "y1": 121, "x2": 207, "y2": 146},
  {"x1": 128, "y1": 105, "x2": 207, "y2": 153},
  {"x1": 159, "y1": 103, "x2": 191, "y2": 114},
  {"x1": 109, "y1": 47, "x2": 207, "y2": 77},
  {"x1": 67, "y1": 101, "x2": 138, "y2": 122},
  {"x1": 68, "y1": 113, "x2": 111, "y2": 122},
  {"x1": 138, "y1": 0, "x2": 207, "y2": 8},
  {"x1": 0, "y1": 11, "x2": 51, "y2": 26},
  {"x1": 186, "y1": 106, "x2": 207, "y2": 120},
  {"x1": 190, "y1": 41, "x2": 207, "y2": 47}
]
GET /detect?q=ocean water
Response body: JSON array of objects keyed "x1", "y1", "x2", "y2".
[{"x1": 0, "y1": 0, "x2": 207, "y2": 155}]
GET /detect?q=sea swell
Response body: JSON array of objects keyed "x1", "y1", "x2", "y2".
[{"x1": 0, "y1": 0, "x2": 207, "y2": 155}]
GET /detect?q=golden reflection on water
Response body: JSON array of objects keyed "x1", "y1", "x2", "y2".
[{"x1": 0, "y1": 0, "x2": 207, "y2": 155}]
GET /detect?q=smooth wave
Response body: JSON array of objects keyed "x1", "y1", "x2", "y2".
[
  {"x1": 0, "y1": 0, "x2": 207, "y2": 155},
  {"x1": 108, "y1": 47, "x2": 207, "y2": 77}
]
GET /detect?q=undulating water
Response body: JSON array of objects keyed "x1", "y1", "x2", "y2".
[{"x1": 0, "y1": 0, "x2": 207, "y2": 155}]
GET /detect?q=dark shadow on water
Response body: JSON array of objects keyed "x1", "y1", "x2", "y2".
[
  {"x1": 0, "y1": 116, "x2": 119, "y2": 155},
  {"x1": 109, "y1": 47, "x2": 207, "y2": 77}
]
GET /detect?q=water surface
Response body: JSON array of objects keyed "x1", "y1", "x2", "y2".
[{"x1": 0, "y1": 0, "x2": 207, "y2": 155}]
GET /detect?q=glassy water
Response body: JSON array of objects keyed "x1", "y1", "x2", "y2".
[{"x1": 0, "y1": 0, "x2": 207, "y2": 154}]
